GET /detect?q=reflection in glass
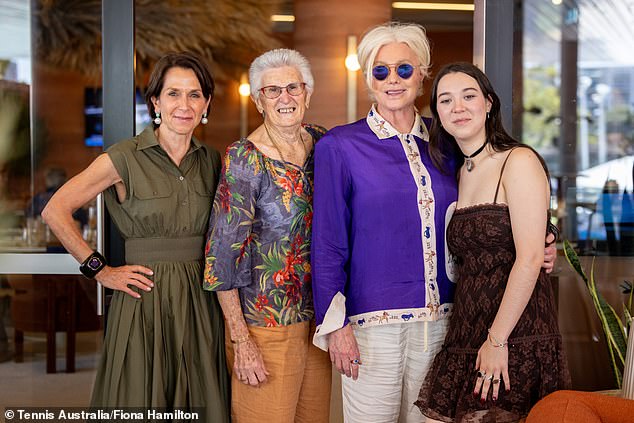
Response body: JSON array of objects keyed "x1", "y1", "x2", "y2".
[
  {"x1": 523, "y1": 0, "x2": 634, "y2": 256},
  {"x1": 0, "y1": 0, "x2": 103, "y2": 409},
  {"x1": 0, "y1": 1, "x2": 99, "y2": 254},
  {"x1": 0, "y1": 0, "x2": 33, "y2": 253}
]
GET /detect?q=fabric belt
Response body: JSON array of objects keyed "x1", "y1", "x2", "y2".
[{"x1": 125, "y1": 236, "x2": 204, "y2": 263}]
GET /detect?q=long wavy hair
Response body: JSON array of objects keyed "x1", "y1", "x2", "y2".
[{"x1": 428, "y1": 62, "x2": 548, "y2": 178}]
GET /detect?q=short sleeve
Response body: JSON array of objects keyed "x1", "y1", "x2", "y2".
[
  {"x1": 106, "y1": 142, "x2": 132, "y2": 198},
  {"x1": 203, "y1": 141, "x2": 262, "y2": 291}
]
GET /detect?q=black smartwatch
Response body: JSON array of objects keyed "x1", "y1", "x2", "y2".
[{"x1": 79, "y1": 251, "x2": 107, "y2": 279}]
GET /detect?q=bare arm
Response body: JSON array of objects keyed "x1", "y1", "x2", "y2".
[
  {"x1": 41, "y1": 153, "x2": 154, "y2": 298},
  {"x1": 475, "y1": 149, "x2": 550, "y2": 401},
  {"x1": 217, "y1": 289, "x2": 269, "y2": 387}
]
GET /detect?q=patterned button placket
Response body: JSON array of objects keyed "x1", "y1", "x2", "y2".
[
  {"x1": 398, "y1": 133, "x2": 441, "y2": 315},
  {"x1": 365, "y1": 105, "x2": 441, "y2": 317}
]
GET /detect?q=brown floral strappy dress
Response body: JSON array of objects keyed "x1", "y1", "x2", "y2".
[{"x1": 415, "y1": 148, "x2": 570, "y2": 422}]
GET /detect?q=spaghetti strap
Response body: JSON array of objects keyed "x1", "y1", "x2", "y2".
[{"x1": 493, "y1": 148, "x2": 517, "y2": 204}]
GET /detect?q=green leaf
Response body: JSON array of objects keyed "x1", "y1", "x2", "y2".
[
  {"x1": 254, "y1": 242, "x2": 288, "y2": 291},
  {"x1": 563, "y1": 239, "x2": 627, "y2": 387},
  {"x1": 232, "y1": 192, "x2": 245, "y2": 204},
  {"x1": 563, "y1": 240, "x2": 588, "y2": 283},
  {"x1": 273, "y1": 292, "x2": 283, "y2": 308},
  {"x1": 203, "y1": 279, "x2": 223, "y2": 291},
  {"x1": 589, "y1": 260, "x2": 626, "y2": 385}
]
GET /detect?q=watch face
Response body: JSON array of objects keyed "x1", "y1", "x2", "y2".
[{"x1": 88, "y1": 257, "x2": 103, "y2": 270}]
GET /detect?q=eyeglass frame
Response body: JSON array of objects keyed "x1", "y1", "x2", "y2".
[
  {"x1": 371, "y1": 62, "x2": 420, "y2": 81},
  {"x1": 259, "y1": 82, "x2": 307, "y2": 99}
]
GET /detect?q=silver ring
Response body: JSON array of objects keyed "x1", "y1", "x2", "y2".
[
  {"x1": 350, "y1": 358, "x2": 360, "y2": 365},
  {"x1": 487, "y1": 375, "x2": 494, "y2": 381},
  {"x1": 477, "y1": 371, "x2": 486, "y2": 378}
]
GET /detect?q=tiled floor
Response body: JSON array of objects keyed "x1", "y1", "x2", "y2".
[
  {"x1": 0, "y1": 330, "x2": 345, "y2": 421},
  {"x1": 0, "y1": 331, "x2": 101, "y2": 408}
]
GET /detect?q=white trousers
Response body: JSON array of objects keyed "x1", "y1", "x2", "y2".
[{"x1": 341, "y1": 320, "x2": 449, "y2": 423}]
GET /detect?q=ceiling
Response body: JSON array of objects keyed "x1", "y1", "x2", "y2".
[
  {"x1": 0, "y1": 1, "x2": 475, "y2": 60},
  {"x1": 391, "y1": 2, "x2": 474, "y2": 32},
  {"x1": 3, "y1": 1, "x2": 634, "y2": 67},
  {"x1": 524, "y1": 0, "x2": 634, "y2": 66},
  {"x1": 271, "y1": 0, "x2": 475, "y2": 32}
]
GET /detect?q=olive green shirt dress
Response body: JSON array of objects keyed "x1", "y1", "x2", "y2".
[{"x1": 90, "y1": 125, "x2": 230, "y2": 422}]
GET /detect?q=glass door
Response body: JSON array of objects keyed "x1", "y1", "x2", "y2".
[
  {"x1": 520, "y1": 0, "x2": 634, "y2": 391},
  {"x1": 0, "y1": 0, "x2": 106, "y2": 409},
  {"x1": 480, "y1": 0, "x2": 634, "y2": 392}
]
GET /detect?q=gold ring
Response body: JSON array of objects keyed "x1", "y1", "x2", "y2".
[{"x1": 492, "y1": 379, "x2": 500, "y2": 384}]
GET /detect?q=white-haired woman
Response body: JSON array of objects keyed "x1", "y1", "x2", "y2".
[
  {"x1": 203, "y1": 49, "x2": 331, "y2": 423},
  {"x1": 311, "y1": 23, "x2": 556, "y2": 422}
]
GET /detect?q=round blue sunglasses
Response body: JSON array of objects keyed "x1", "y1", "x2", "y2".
[{"x1": 372, "y1": 63, "x2": 416, "y2": 81}]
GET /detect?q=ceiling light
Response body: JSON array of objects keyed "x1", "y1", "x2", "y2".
[
  {"x1": 271, "y1": 14, "x2": 295, "y2": 22},
  {"x1": 392, "y1": 2, "x2": 475, "y2": 11},
  {"x1": 345, "y1": 54, "x2": 360, "y2": 72},
  {"x1": 238, "y1": 83, "x2": 251, "y2": 97}
]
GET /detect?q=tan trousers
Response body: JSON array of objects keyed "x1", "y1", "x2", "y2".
[{"x1": 226, "y1": 320, "x2": 332, "y2": 423}]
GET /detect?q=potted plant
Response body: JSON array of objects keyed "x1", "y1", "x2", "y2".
[{"x1": 563, "y1": 240, "x2": 633, "y2": 396}]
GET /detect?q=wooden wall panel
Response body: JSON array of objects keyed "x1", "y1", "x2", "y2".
[{"x1": 294, "y1": 0, "x2": 392, "y2": 129}]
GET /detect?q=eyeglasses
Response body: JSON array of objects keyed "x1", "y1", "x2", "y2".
[
  {"x1": 371, "y1": 63, "x2": 416, "y2": 81},
  {"x1": 260, "y1": 82, "x2": 306, "y2": 99}
]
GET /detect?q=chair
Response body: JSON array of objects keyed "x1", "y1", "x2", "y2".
[
  {"x1": 9, "y1": 275, "x2": 101, "y2": 373},
  {"x1": 526, "y1": 390, "x2": 634, "y2": 423}
]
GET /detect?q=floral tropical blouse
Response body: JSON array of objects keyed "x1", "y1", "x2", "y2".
[{"x1": 203, "y1": 124, "x2": 326, "y2": 327}]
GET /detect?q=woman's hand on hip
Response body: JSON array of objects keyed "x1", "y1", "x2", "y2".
[
  {"x1": 234, "y1": 338, "x2": 269, "y2": 387},
  {"x1": 329, "y1": 324, "x2": 362, "y2": 380},
  {"x1": 95, "y1": 265, "x2": 154, "y2": 298}
]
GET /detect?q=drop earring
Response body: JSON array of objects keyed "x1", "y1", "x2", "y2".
[
  {"x1": 486, "y1": 111, "x2": 490, "y2": 119},
  {"x1": 201, "y1": 113, "x2": 208, "y2": 125},
  {"x1": 153, "y1": 111, "x2": 162, "y2": 125}
]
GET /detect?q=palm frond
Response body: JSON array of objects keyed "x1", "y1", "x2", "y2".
[{"x1": 33, "y1": 0, "x2": 283, "y2": 81}]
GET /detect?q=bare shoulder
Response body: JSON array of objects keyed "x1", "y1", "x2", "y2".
[
  {"x1": 501, "y1": 146, "x2": 549, "y2": 202},
  {"x1": 504, "y1": 147, "x2": 546, "y2": 175}
]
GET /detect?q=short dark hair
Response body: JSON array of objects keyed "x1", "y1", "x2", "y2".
[{"x1": 145, "y1": 52, "x2": 215, "y2": 128}]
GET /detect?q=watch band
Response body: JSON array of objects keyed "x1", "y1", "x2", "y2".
[{"x1": 79, "y1": 251, "x2": 107, "y2": 279}]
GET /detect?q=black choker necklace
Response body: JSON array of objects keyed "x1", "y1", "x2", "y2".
[{"x1": 463, "y1": 141, "x2": 487, "y2": 172}]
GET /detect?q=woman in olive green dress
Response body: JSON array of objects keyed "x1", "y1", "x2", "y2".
[{"x1": 42, "y1": 52, "x2": 230, "y2": 421}]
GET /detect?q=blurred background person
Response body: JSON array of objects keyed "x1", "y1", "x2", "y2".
[{"x1": 26, "y1": 167, "x2": 88, "y2": 229}]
